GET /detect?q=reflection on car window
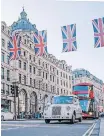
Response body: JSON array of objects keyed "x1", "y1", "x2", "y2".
[{"x1": 53, "y1": 96, "x2": 73, "y2": 104}]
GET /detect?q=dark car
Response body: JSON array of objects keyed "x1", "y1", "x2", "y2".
[{"x1": 99, "y1": 112, "x2": 104, "y2": 117}]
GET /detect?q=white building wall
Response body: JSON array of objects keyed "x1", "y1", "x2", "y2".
[{"x1": 1, "y1": 20, "x2": 72, "y2": 114}]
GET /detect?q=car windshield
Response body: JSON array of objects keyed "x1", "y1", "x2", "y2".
[
  {"x1": 1, "y1": 108, "x2": 9, "y2": 112},
  {"x1": 53, "y1": 96, "x2": 73, "y2": 104}
]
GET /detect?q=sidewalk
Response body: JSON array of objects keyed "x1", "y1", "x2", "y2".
[{"x1": 99, "y1": 118, "x2": 104, "y2": 136}]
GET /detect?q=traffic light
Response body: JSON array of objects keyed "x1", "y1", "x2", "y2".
[
  {"x1": 10, "y1": 85, "x2": 19, "y2": 97},
  {"x1": 11, "y1": 85, "x2": 15, "y2": 95},
  {"x1": 16, "y1": 86, "x2": 18, "y2": 97}
]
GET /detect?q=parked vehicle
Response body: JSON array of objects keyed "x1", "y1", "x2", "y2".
[
  {"x1": 73, "y1": 83, "x2": 101, "y2": 119},
  {"x1": 1, "y1": 109, "x2": 14, "y2": 121},
  {"x1": 99, "y1": 112, "x2": 104, "y2": 117},
  {"x1": 44, "y1": 95, "x2": 82, "y2": 124}
]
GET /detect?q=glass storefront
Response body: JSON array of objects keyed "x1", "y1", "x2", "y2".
[{"x1": 1, "y1": 99, "x2": 11, "y2": 112}]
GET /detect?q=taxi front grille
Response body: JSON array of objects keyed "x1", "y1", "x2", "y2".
[{"x1": 52, "y1": 106, "x2": 61, "y2": 115}]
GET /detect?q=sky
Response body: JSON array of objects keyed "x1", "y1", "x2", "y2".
[{"x1": 1, "y1": 0, "x2": 104, "y2": 82}]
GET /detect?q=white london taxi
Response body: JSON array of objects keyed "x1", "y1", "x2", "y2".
[
  {"x1": 44, "y1": 95, "x2": 82, "y2": 124},
  {"x1": 1, "y1": 109, "x2": 14, "y2": 121}
]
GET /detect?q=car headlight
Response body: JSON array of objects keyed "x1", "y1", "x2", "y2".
[
  {"x1": 66, "y1": 106, "x2": 71, "y2": 111},
  {"x1": 89, "y1": 112, "x2": 92, "y2": 115}
]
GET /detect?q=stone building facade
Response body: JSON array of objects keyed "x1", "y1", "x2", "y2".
[{"x1": 1, "y1": 9, "x2": 72, "y2": 114}]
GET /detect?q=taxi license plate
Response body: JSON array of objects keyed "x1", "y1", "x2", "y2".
[{"x1": 52, "y1": 116, "x2": 60, "y2": 118}]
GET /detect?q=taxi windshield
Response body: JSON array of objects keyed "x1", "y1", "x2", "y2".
[{"x1": 53, "y1": 96, "x2": 73, "y2": 104}]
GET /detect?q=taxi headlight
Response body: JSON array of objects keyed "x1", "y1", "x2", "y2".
[
  {"x1": 66, "y1": 106, "x2": 71, "y2": 111},
  {"x1": 89, "y1": 112, "x2": 92, "y2": 115}
]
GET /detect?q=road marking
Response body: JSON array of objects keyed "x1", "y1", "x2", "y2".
[
  {"x1": 88, "y1": 123, "x2": 96, "y2": 136},
  {"x1": 1, "y1": 127, "x2": 20, "y2": 131},
  {"x1": 1, "y1": 123, "x2": 60, "y2": 128},
  {"x1": 1, "y1": 124, "x2": 40, "y2": 127},
  {"x1": 82, "y1": 123, "x2": 95, "y2": 136}
]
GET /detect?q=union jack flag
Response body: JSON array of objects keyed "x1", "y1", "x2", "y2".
[
  {"x1": 92, "y1": 17, "x2": 104, "y2": 48},
  {"x1": 61, "y1": 24, "x2": 77, "y2": 52},
  {"x1": 8, "y1": 33, "x2": 21, "y2": 60},
  {"x1": 34, "y1": 30, "x2": 47, "y2": 56}
]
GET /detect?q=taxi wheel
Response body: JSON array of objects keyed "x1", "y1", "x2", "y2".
[
  {"x1": 70, "y1": 114, "x2": 75, "y2": 124},
  {"x1": 78, "y1": 117, "x2": 82, "y2": 122},
  {"x1": 45, "y1": 119, "x2": 50, "y2": 124},
  {"x1": 1, "y1": 115, "x2": 4, "y2": 121}
]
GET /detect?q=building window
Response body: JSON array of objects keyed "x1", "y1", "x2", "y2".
[
  {"x1": 27, "y1": 39, "x2": 29, "y2": 44},
  {"x1": 53, "y1": 68, "x2": 54, "y2": 72},
  {"x1": 63, "y1": 73, "x2": 65, "y2": 78},
  {"x1": 69, "y1": 76, "x2": 70, "y2": 80},
  {"x1": 1, "y1": 67, "x2": 4, "y2": 79},
  {"x1": 46, "y1": 73, "x2": 48, "y2": 80},
  {"x1": 51, "y1": 85, "x2": 52, "y2": 92},
  {"x1": 57, "y1": 78, "x2": 59, "y2": 84},
  {"x1": 66, "y1": 74, "x2": 68, "y2": 79},
  {"x1": 2, "y1": 39, "x2": 5, "y2": 47},
  {"x1": 53, "y1": 86, "x2": 54, "y2": 92},
  {"x1": 7, "y1": 55, "x2": 10, "y2": 64},
  {"x1": 43, "y1": 62, "x2": 44, "y2": 67},
  {"x1": 24, "y1": 51, "x2": 26, "y2": 56},
  {"x1": 29, "y1": 55, "x2": 31, "y2": 60},
  {"x1": 57, "y1": 88, "x2": 59, "y2": 95},
  {"x1": 24, "y1": 39, "x2": 26, "y2": 44},
  {"x1": 30, "y1": 65, "x2": 32, "y2": 73},
  {"x1": 38, "y1": 69, "x2": 41, "y2": 76},
  {"x1": 43, "y1": 72, "x2": 44, "y2": 78},
  {"x1": 61, "y1": 89, "x2": 62, "y2": 94},
  {"x1": 46, "y1": 64, "x2": 47, "y2": 68},
  {"x1": 19, "y1": 74, "x2": 21, "y2": 83},
  {"x1": 53, "y1": 76, "x2": 54, "y2": 82},
  {"x1": 61, "y1": 72, "x2": 62, "y2": 77},
  {"x1": 57, "y1": 70, "x2": 58, "y2": 75},
  {"x1": 64, "y1": 81, "x2": 65, "y2": 87},
  {"x1": 46, "y1": 84, "x2": 48, "y2": 91},
  {"x1": 24, "y1": 75, "x2": 26, "y2": 85},
  {"x1": 8, "y1": 30, "x2": 10, "y2": 35},
  {"x1": 61, "y1": 80, "x2": 62, "y2": 85},
  {"x1": 30, "y1": 44, "x2": 31, "y2": 48},
  {"x1": 66, "y1": 82, "x2": 68, "y2": 87},
  {"x1": 40, "y1": 94, "x2": 41, "y2": 99},
  {"x1": 50, "y1": 66, "x2": 51, "y2": 71},
  {"x1": 1, "y1": 83, "x2": 5, "y2": 94},
  {"x1": 30, "y1": 78, "x2": 32, "y2": 86},
  {"x1": 34, "y1": 57, "x2": 35, "y2": 62},
  {"x1": 6, "y1": 84, "x2": 9, "y2": 95},
  {"x1": 24, "y1": 62, "x2": 26, "y2": 70},
  {"x1": 1, "y1": 52, "x2": 5, "y2": 62},
  {"x1": 7, "y1": 70, "x2": 10, "y2": 81},
  {"x1": 39, "y1": 60, "x2": 40, "y2": 65},
  {"x1": 50, "y1": 75, "x2": 52, "y2": 81},
  {"x1": 33, "y1": 67, "x2": 35, "y2": 74},
  {"x1": 2, "y1": 25, "x2": 4, "y2": 31},
  {"x1": 19, "y1": 60, "x2": 21, "y2": 68},
  {"x1": 64, "y1": 90, "x2": 65, "y2": 94},
  {"x1": 34, "y1": 79, "x2": 35, "y2": 87}
]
